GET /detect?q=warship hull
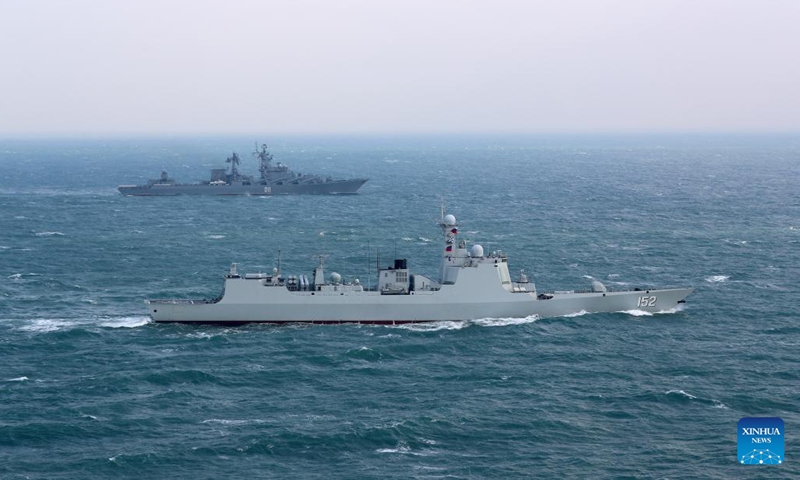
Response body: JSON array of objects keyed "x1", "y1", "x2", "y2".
[
  {"x1": 118, "y1": 178, "x2": 367, "y2": 196},
  {"x1": 149, "y1": 286, "x2": 692, "y2": 324}
]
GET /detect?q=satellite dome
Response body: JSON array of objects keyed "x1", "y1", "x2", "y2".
[
  {"x1": 470, "y1": 244, "x2": 484, "y2": 257},
  {"x1": 330, "y1": 272, "x2": 342, "y2": 284},
  {"x1": 444, "y1": 214, "x2": 457, "y2": 226}
]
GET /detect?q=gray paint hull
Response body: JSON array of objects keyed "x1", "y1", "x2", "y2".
[{"x1": 118, "y1": 179, "x2": 367, "y2": 196}]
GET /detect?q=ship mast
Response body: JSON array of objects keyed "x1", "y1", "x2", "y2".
[
  {"x1": 226, "y1": 152, "x2": 241, "y2": 181},
  {"x1": 439, "y1": 212, "x2": 458, "y2": 283},
  {"x1": 254, "y1": 143, "x2": 274, "y2": 181}
]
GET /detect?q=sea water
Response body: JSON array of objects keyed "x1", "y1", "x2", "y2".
[{"x1": 1, "y1": 134, "x2": 798, "y2": 478}]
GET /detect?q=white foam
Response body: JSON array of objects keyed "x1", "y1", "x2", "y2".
[
  {"x1": 666, "y1": 389, "x2": 697, "y2": 399},
  {"x1": 561, "y1": 310, "x2": 590, "y2": 318},
  {"x1": 472, "y1": 315, "x2": 539, "y2": 327},
  {"x1": 99, "y1": 316, "x2": 151, "y2": 328},
  {"x1": 418, "y1": 236, "x2": 433, "y2": 242},
  {"x1": 376, "y1": 441, "x2": 412, "y2": 455},
  {"x1": 202, "y1": 418, "x2": 264, "y2": 426},
  {"x1": 207, "y1": 235, "x2": 226, "y2": 239},
  {"x1": 6, "y1": 376, "x2": 29, "y2": 382},
  {"x1": 620, "y1": 309, "x2": 653, "y2": 317},
  {"x1": 394, "y1": 320, "x2": 468, "y2": 332},
  {"x1": 34, "y1": 231, "x2": 65, "y2": 237},
  {"x1": 394, "y1": 315, "x2": 538, "y2": 331},
  {"x1": 20, "y1": 318, "x2": 73, "y2": 333},
  {"x1": 8, "y1": 273, "x2": 22, "y2": 279},
  {"x1": 706, "y1": 275, "x2": 729, "y2": 283}
]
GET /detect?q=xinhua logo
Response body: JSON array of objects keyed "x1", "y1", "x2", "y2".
[{"x1": 738, "y1": 417, "x2": 784, "y2": 465}]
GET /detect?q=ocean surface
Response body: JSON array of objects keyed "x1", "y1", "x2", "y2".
[{"x1": 0, "y1": 134, "x2": 798, "y2": 478}]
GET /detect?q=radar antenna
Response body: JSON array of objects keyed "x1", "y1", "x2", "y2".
[
  {"x1": 254, "y1": 143, "x2": 274, "y2": 180},
  {"x1": 225, "y1": 152, "x2": 241, "y2": 180}
]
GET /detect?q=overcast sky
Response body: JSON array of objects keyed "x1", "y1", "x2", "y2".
[{"x1": 1, "y1": 0, "x2": 799, "y2": 135}]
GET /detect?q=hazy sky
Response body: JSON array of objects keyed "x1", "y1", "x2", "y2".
[{"x1": 1, "y1": 0, "x2": 799, "y2": 135}]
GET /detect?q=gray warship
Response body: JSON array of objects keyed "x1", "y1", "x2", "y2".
[
  {"x1": 118, "y1": 144, "x2": 367, "y2": 196},
  {"x1": 147, "y1": 210, "x2": 693, "y2": 324}
]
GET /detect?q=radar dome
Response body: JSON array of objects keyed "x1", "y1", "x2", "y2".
[
  {"x1": 444, "y1": 214, "x2": 457, "y2": 226},
  {"x1": 470, "y1": 244, "x2": 484, "y2": 257},
  {"x1": 330, "y1": 272, "x2": 342, "y2": 284}
]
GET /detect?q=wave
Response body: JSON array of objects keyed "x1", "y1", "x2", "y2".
[
  {"x1": 393, "y1": 315, "x2": 538, "y2": 331},
  {"x1": 202, "y1": 418, "x2": 265, "y2": 426},
  {"x1": 473, "y1": 315, "x2": 539, "y2": 327},
  {"x1": 7, "y1": 272, "x2": 41, "y2": 279},
  {"x1": 18, "y1": 316, "x2": 151, "y2": 333},
  {"x1": 19, "y1": 318, "x2": 74, "y2": 333},
  {"x1": 705, "y1": 275, "x2": 729, "y2": 283},
  {"x1": 666, "y1": 389, "x2": 696, "y2": 400},
  {"x1": 206, "y1": 235, "x2": 226, "y2": 239},
  {"x1": 34, "y1": 231, "x2": 66, "y2": 237},
  {"x1": 5, "y1": 376, "x2": 29, "y2": 382},
  {"x1": 561, "y1": 310, "x2": 590, "y2": 318},
  {"x1": 663, "y1": 389, "x2": 729, "y2": 409},
  {"x1": 375, "y1": 441, "x2": 435, "y2": 456},
  {"x1": 393, "y1": 321, "x2": 467, "y2": 332},
  {"x1": 99, "y1": 316, "x2": 151, "y2": 328}
]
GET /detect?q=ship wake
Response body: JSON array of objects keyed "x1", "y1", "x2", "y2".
[{"x1": 391, "y1": 315, "x2": 539, "y2": 331}]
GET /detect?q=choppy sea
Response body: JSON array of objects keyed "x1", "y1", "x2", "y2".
[{"x1": 0, "y1": 134, "x2": 798, "y2": 478}]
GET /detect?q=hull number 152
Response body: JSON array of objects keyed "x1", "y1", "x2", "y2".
[{"x1": 637, "y1": 296, "x2": 657, "y2": 307}]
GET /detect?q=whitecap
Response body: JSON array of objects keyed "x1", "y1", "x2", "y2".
[
  {"x1": 6, "y1": 376, "x2": 29, "y2": 382},
  {"x1": 202, "y1": 418, "x2": 263, "y2": 426},
  {"x1": 207, "y1": 235, "x2": 226, "y2": 239},
  {"x1": 99, "y1": 316, "x2": 151, "y2": 328},
  {"x1": 8, "y1": 273, "x2": 22, "y2": 279},
  {"x1": 666, "y1": 389, "x2": 697, "y2": 399},
  {"x1": 706, "y1": 275, "x2": 729, "y2": 283},
  {"x1": 376, "y1": 441, "x2": 412, "y2": 455},
  {"x1": 34, "y1": 231, "x2": 65, "y2": 237},
  {"x1": 418, "y1": 237, "x2": 433, "y2": 242},
  {"x1": 19, "y1": 319, "x2": 73, "y2": 333},
  {"x1": 401, "y1": 237, "x2": 414, "y2": 241}
]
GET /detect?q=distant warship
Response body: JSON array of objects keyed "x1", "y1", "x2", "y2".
[
  {"x1": 118, "y1": 144, "x2": 367, "y2": 196},
  {"x1": 147, "y1": 210, "x2": 693, "y2": 324}
]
